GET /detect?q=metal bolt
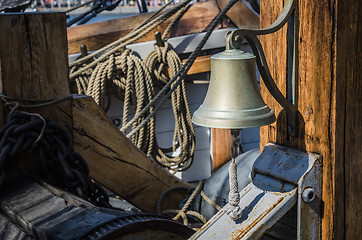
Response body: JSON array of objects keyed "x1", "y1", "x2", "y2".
[
  {"x1": 302, "y1": 188, "x2": 315, "y2": 203},
  {"x1": 112, "y1": 118, "x2": 122, "y2": 128}
]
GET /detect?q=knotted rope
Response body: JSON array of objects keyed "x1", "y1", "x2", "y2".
[
  {"x1": 226, "y1": 130, "x2": 243, "y2": 220},
  {"x1": 227, "y1": 158, "x2": 242, "y2": 219},
  {"x1": 0, "y1": 96, "x2": 111, "y2": 208}
]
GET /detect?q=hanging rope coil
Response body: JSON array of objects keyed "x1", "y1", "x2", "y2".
[
  {"x1": 144, "y1": 42, "x2": 195, "y2": 171},
  {"x1": 70, "y1": 0, "x2": 240, "y2": 172}
]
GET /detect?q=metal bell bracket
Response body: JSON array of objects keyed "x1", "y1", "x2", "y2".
[
  {"x1": 226, "y1": 0, "x2": 298, "y2": 136},
  {"x1": 190, "y1": 143, "x2": 322, "y2": 239}
]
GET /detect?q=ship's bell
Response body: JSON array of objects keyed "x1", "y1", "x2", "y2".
[{"x1": 192, "y1": 49, "x2": 276, "y2": 129}]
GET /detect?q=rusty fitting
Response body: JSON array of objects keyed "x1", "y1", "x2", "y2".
[{"x1": 302, "y1": 188, "x2": 315, "y2": 203}]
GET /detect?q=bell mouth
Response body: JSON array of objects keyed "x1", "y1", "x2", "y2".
[{"x1": 192, "y1": 105, "x2": 276, "y2": 129}]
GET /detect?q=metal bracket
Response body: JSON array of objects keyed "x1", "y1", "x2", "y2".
[
  {"x1": 190, "y1": 143, "x2": 322, "y2": 239},
  {"x1": 227, "y1": 0, "x2": 298, "y2": 136}
]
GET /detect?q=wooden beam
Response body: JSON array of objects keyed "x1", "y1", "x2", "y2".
[
  {"x1": 67, "y1": 0, "x2": 236, "y2": 54},
  {"x1": 72, "y1": 96, "x2": 190, "y2": 213},
  {"x1": 259, "y1": 0, "x2": 362, "y2": 239},
  {"x1": 335, "y1": 0, "x2": 361, "y2": 239},
  {"x1": 216, "y1": 0, "x2": 259, "y2": 29},
  {"x1": 211, "y1": 128, "x2": 232, "y2": 172},
  {"x1": 185, "y1": 54, "x2": 212, "y2": 75}
]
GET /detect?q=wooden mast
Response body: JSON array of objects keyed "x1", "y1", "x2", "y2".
[{"x1": 259, "y1": 0, "x2": 361, "y2": 239}]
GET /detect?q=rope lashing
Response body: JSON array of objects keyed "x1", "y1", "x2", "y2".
[{"x1": 144, "y1": 42, "x2": 195, "y2": 171}]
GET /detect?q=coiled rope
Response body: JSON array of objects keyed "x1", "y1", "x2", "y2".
[
  {"x1": 144, "y1": 41, "x2": 195, "y2": 171},
  {"x1": 120, "y1": 0, "x2": 240, "y2": 139},
  {"x1": 70, "y1": 1, "x2": 196, "y2": 171},
  {"x1": 70, "y1": 0, "x2": 240, "y2": 173}
]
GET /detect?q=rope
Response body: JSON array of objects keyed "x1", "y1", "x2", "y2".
[
  {"x1": 157, "y1": 181, "x2": 221, "y2": 226},
  {"x1": 0, "y1": 94, "x2": 72, "y2": 144},
  {"x1": 200, "y1": 190, "x2": 222, "y2": 211},
  {"x1": 70, "y1": 1, "x2": 196, "y2": 171},
  {"x1": 121, "y1": 0, "x2": 240, "y2": 138},
  {"x1": 162, "y1": 4, "x2": 190, "y2": 40},
  {"x1": 69, "y1": 0, "x2": 193, "y2": 77},
  {"x1": 0, "y1": 94, "x2": 73, "y2": 108},
  {"x1": 70, "y1": 0, "x2": 239, "y2": 171},
  {"x1": 226, "y1": 158, "x2": 242, "y2": 220},
  {"x1": 144, "y1": 42, "x2": 195, "y2": 171},
  {"x1": 169, "y1": 181, "x2": 203, "y2": 223}
]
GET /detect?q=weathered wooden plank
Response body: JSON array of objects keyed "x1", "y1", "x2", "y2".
[
  {"x1": 0, "y1": 12, "x2": 71, "y2": 126},
  {"x1": 67, "y1": 0, "x2": 235, "y2": 54},
  {"x1": 72, "y1": 95, "x2": 190, "y2": 213},
  {"x1": 336, "y1": 0, "x2": 362, "y2": 239},
  {"x1": 260, "y1": 0, "x2": 362, "y2": 239},
  {"x1": 260, "y1": 0, "x2": 335, "y2": 238}
]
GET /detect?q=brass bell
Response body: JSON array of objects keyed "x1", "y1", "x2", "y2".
[{"x1": 192, "y1": 49, "x2": 276, "y2": 129}]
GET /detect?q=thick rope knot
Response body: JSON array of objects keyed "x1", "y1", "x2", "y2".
[
  {"x1": 227, "y1": 158, "x2": 242, "y2": 220},
  {"x1": 0, "y1": 111, "x2": 110, "y2": 208}
]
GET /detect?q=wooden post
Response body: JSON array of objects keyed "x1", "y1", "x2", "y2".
[
  {"x1": 211, "y1": 128, "x2": 232, "y2": 172},
  {"x1": 260, "y1": 0, "x2": 361, "y2": 239},
  {"x1": 0, "y1": 12, "x2": 73, "y2": 174},
  {"x1": 0, "y1": 12, "x2": 71, "y2": 126}
]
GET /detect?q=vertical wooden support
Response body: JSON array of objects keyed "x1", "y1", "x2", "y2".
[
  {"x1": 0, "y1": 12, "x2": 72, "y2": 172},
  {"x1": 259, "y1": 0, "x2": 361, "y2": 239},
  {"x1": 211, "y1": 128, "x2": 232, "y2": 172},
  {"x1": 0, "y1": 12, "x2": 72, "y2": 131}
]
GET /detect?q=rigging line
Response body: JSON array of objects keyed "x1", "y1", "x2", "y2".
[
  {"x1": 123, "y1": 0, "x2": 239, "y2": 136},
  {"x1": 131, "y1": 0, "x2": 176, "y2": 34},
  {"x1": 65, "y1": 0, "x2": 93, "y2": 13},
  {"x1": 69, "y1": 0, "x2": 192, "y2": 71},
  {"x1": 0, "y1": 94, "x2": 73, "y2": 108}
]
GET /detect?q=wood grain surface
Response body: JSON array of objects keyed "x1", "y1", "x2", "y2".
[
  {"x1": 67, "y1": 0, "x2": 234, "y2": 54},
  {"x1": 259, "y1": 0, "x2": 361, "y2": 239},
  {"x1": 72, "y1": 96, "x2": 190, "y2": 213}
]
